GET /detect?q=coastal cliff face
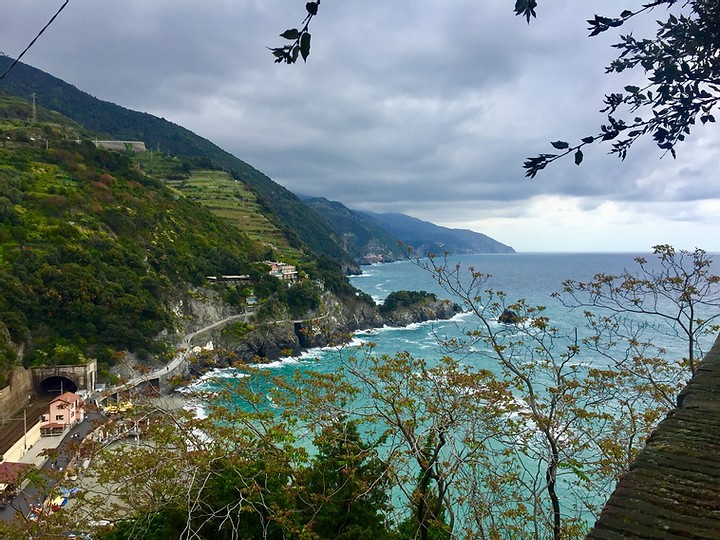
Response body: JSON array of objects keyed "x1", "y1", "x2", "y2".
[
  {"x1": 187, "y1": 291, "x2": 384, "y2": 365},
  {"x1": 176, "y1": 288, "x2": 460, "y2": 367},
  {"x1": 170, "y1": 288, "x2": 238, "y2": 337}
]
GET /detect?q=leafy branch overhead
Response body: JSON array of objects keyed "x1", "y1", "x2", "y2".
[
  {"x1": 270, "y1": 1, "x2": 319, "y2": 64},
  {"x1": 524, "y1": 0, "x2": 720, "y2": 177}
]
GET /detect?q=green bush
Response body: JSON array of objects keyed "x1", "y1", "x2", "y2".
[{"x1": 380, "y1": 290, "x2": 436, "y2": 315}]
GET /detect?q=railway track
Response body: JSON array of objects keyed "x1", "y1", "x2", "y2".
[{"x1": 0, "y1": 397, "x2": 53, "y2": 456}]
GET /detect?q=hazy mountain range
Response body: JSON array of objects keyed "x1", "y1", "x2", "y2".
[{"x1": 302, "y1": 196, "x2": 514, "y2": 264}]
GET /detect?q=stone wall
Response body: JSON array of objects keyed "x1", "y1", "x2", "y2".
[
  {"x1": 0, "y1": 368, "x2": 33, "y2": 421},
  {"x1": 93, "y1": 140, "x2": 146, "y2": 152},
  {"x1": 586, "y1": 333, "x2": 720, "y2": 539}
]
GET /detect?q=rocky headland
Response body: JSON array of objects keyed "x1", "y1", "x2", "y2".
[{"x1": 169, "y1": 287, "x2": 461, "y2": 374}]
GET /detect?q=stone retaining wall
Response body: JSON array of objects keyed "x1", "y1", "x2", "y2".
[
  {"x1": 587, "y1": 333, "x2": 720, "y2": 539},
  {"x1": 0, "y1": 368, "x2": 33, "y2": 422}
]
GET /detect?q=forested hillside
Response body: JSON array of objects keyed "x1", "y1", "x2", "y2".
[
  {"x1": 301, "y1": 196, "x2": 407, "y2": 263},
  {"x1": 362, "y1": 211, "x2": 515, "y2": 255},
  {"x1": 304, "y1": 196, "x2": 515, "y2": 262},
  {"x1": 0, "y1": 94, "x2": 359, "y2": 385}
]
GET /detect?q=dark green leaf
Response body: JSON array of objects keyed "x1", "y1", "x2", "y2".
[
  {"x1": 280, "y1": 28, "x2": 300, "y2": 40},
  {"x1": 306, "y1": 2, "x2": 318, "y2": 16},
  {"x1": 574, "y1": 149, "x2": 583, "y2": 165},
  {"x1": 514, "y1": 0, "x2": 538, "y2": 22},
  {"x1": 300, "y1": 32, "x2": 311, "y2": 62},
  {"x1": 581, "y1": 136, "x2": 595, "y2": 144},
  {"x1": 551, "y1": 140, "x2": 569, "y2": 150}
]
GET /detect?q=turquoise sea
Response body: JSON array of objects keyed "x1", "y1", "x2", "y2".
[
  {"x1": 191, "y1": 251, "x2": 719, "y2": 400},
  {"x1": 188, "y1": 252, "x2": 718, "y2": 531},
  {"x1": 240, "y1": 251, "x2": 715, "y2": 379}
]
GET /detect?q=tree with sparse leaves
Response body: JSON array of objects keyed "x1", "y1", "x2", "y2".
[
  {"x1": 556, "y1": 244, "x2": 720, "y2": 385},
  {"x1": 522, "y1": 0, "x2": 720, "y2": 177}
]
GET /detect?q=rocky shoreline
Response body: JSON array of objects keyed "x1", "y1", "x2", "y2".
[
  {"x1": 172, "y1": 288, "x2": 462, "y2": 376},
  {"x1": 109, "y1": 287, "x2": 462, "y2": 391}
]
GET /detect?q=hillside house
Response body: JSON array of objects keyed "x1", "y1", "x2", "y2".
[
  {"x1": 40, "y1": 392, "x2": 85, "y2": 436},
  {"x1": 267, "y1": 261, "x2": 298, "y2": 282}
]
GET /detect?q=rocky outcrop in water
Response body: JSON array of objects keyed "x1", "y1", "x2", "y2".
[{"x1": 381, "y1": 297, "x2": 462, "y2": 327}]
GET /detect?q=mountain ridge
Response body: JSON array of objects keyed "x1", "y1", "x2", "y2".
[
  {"x1": 362, "y1": 210, "x2": 515, "y2": 255},
  {"x1": 301, "y1": 195, "x2": 514, "y2": 263}
]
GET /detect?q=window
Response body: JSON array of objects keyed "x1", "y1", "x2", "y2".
[{"x1": 55, "y1": 414, "x2": 64, "y2": 421}]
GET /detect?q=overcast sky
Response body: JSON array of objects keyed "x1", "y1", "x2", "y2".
[{"x1": 2, "y1": 1, "x2": 719, "y2": 252}]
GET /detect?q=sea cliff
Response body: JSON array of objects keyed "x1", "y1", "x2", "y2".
[{"x1": 172, "y1": 288, "x2": 461, "y2": 372}]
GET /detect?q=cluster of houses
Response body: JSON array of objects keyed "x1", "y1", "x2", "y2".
[
  {"x1": 0, "y1": 392, "x2": 85, "y2": 501},
  {"x1": 266, "y1": 261, "x2": 299, "y2": 282}
]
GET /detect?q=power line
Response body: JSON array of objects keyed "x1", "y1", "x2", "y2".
[{"x1": 0, "y1": 0, "x2": 70, "y2": 80}]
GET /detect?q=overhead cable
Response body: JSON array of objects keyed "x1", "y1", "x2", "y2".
[{"x1": 1, "y1": 0, "x2": 70, "y2": 80}]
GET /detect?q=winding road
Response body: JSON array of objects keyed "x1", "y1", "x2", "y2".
[{"x1": 104, "y1": 313, "x2": 250, "y2": 397}]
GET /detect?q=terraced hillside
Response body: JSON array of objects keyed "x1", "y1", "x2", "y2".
[
  {"x1": 0, "y1": 57, "x2": 358, "y2": 271},
  {"x1": 134, "y1": 153, "x2": 302, "y2": 262}
]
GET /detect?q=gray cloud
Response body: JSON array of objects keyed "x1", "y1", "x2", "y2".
[{"x1": 2, "y1": 0, "x2": 719, "y2": 251}]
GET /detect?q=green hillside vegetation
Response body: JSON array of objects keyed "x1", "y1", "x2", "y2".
[
  {"x1": 134, "y1": 152, "x2": 301, "y2": 262},
  {"x1": 0, "y1": 57, "x2": 357, "y2": 271},
  {"x1": 303, "y1": 196, "x2": 515, "y2": 262},
  {"x1": 0, "y1": 110, "x2": 273, "y2": 380},
  {"x1": 302, "y1": 196, "x2": 407, "y2": 263},
  {"x1": 0, "y1": 92, "x2": 371, "y2": 386},
  {"x1": 379, "y1": 290, "x2": 438, "y2": 315}
]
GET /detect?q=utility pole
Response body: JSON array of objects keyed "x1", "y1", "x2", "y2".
[{"x1": 31, "y1": 92, "x2": 37, "y2": 123}]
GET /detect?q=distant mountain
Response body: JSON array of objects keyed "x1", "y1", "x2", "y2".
[
  {"x1": 301, "y1": 197, "x2": 407, "y2": 264},
  {"x1": 301, "y1": 195, "x2": 514, "y2": 261},
  {"x1": 361, "y1": 211, "x2": 515, "y2": 255},
  {"x1": 0, "y1": 56, "x2": 357, "y2": 271}
]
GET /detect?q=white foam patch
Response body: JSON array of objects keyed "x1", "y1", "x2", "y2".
[{"x1": 249, "y1": 356, "x2": 303, "y2": 369}]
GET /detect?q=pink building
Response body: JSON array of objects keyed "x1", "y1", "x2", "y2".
[{"x1": 40, "y1": 392, "x2": 85, "y2": 436}]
